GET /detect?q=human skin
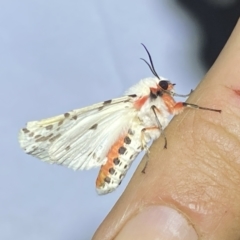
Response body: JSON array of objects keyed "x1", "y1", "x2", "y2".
[{"x1": 93, "y1": 19, "x2": 240, "y2": 240}]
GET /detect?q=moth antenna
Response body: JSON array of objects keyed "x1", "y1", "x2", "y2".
[
  {"x1": 140, "y1": 43, "x2": 160, "y2": 79},
  {"x1": 140, "y1": 58, "x2": 157, "y2": 77}
]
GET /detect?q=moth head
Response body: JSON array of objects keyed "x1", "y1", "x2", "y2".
[{"x1": 159, "y1": 80, "x2": 175, "y2": 94}]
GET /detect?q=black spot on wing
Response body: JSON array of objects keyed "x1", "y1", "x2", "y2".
[
  {"x1": 89, "y1": 123, "x2": 98, "y2": 130},
  {"x1": 26, "y1": 145, "x2": 37, "y2": 154},
  {"x1": 49, "y1": 133, "x2": 61, "y2": 142},
  {"x1": 98, "y1": 106, "x2": 104, "y2": 111},
  {"x1": 87, "y1": 151, "x2": 92, "y2": 156},
  {"x1": 45, "y1": 125, "x2": 53, "y2": 130},
  {"x1": 22, "y1": 128, "x2": 30, "y2": 133},
  {"x1": 128, "y1": 94, "x2": 137, "y2": 98},
  {"x1": 103, "y1": 100, "x2": 112, "y2": 105},
  {"x1": 58, "y1": 120, "x2": 64, "y2": 126},
  {"x1": 65, "y1": 145, "x2": 71, "y2": 151},
  {"x1": 28, "y1": 132, "x2": 34, "y2": 137},
  {"x1": 35, "y1": 134, "x2": 54, "y2": 142}
]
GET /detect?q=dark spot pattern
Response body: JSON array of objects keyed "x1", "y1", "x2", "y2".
[
  {"x1": 64, "y1": 113, "x2": 70, "y2": 118},
  {"x1": 128, "y1": 129, "x2": 134, "y2": 135},
  {"x1": 104, "y1": 176, "x2": 111, "y2": 183},
  {"x1": 26, "y1": 145, "x2": 37, "y2": 154},
  {"x1": 109, "y1": 168, "x2": 115, "y2": 174},
  {"x1": 98, "y1": 106, "x2": 104, "y2": 111},
  {"x1": 28, "y1": 132, "x2": 34, "y2": 137},
  {"x1": 72, "y1": 115, "x2": 77, "y2": 120},
  {"x1": 124, "y1": 136, "x2": 131, "y2": 144},
  {"x1": 124, "y1": 164, "x2": 128, "y2": 169},
  {"x1": 35, "y1": 134, "x2": 54, "y2": 142},
  {"x1": 36, "y1": 136, "x2": 48, "y2": 142},
  {"x1": 45, "y1": 125, "x2": 53, "y2": 130},
  {"x1": 87, "y1": 151, "x2": 92, "y2": 156},
  {"x1": 89, "y1": 123, "x2": 98, "y2": 130},
  {"x1": 22, "y1": 128, "x2": 30, "y2": 133},
  {"x1": 58, "y1": 120, "x2": 64, "y2": 126},
  {"x1": 65, "y1": 146, "x2": 71, "y2": 151},
  {"x1": 118, "y1": 146, "x2": 126, "y2": 154},
  {"x1": 49, "y1": 133, "x2": 61, "y2": 142},
  {"x1": 113, "y1": 158, "x2": 120, "y2": 165},
  {"x1": 103, "y1": 100, "x2": 112, "y2": 105},
  {"x1": 128, "y1": 94, "x2": 137, "y2": 98}
]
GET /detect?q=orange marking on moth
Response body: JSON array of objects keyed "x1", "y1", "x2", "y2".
[
  {"x1": 161, "y1": 94, "x2": 186, "y2": 115},
  {"x1": 172, "y1": 102, "x2": 185, "y2": 114},
  {"x1": 161, "y1": 94, "x2": 177, "y2": 114},
  {"x1": 96, "y1": 135, "x2": 125, "y2": 188},
  {"x1": 134, "y1": 87, "x2": 160, "y2": 109},
  {"x1": 134, "y1": 95, "x2": 149, "y2": 109}
]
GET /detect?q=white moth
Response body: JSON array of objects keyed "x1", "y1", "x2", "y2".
[{"x1": 18, "y1": 45, "x2": 221, "y2": 195}]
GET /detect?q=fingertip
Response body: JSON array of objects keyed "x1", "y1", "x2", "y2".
[{"x1": 115, "y1": 206, "x2": 198, "y2": 240}]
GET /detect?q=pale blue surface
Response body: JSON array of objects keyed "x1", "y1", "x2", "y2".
[{"x1": 0, "y1": 1, "x2": 205, "y2": 239}]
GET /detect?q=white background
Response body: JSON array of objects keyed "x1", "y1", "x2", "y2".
[{"x1": 0, "y1": 1, "x2": 206, "y2": 239}]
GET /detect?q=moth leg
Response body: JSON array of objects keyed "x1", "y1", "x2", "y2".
[
  {"x1": 141, "y1": 126, "x2": 159, "y2": 152},
  {"x1": 172, "y1": 102, "x2": 222, "y2": 115},
  {"x1": 151, "y1": 105, "x2": 167, "y2": 149},
  {"x1": 141, "y1": 126, "x2": 160, "y2": 174},
  {"x1": 141, "y1": 105, "x2": 169, "y2": 173},
  {"x1": 173, "y1": 89, "x2": 193, "y2": 98}
]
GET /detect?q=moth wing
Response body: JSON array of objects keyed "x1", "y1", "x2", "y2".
[{"x1": 19, "y1": 95, "x2": 138, "y2": 170}]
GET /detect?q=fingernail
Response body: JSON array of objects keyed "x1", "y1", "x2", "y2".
[{"x1": 115, "y1": 206, "x2": 198, "y2": 240}]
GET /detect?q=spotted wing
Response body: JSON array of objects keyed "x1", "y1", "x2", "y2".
[{"x1": 19, "y1": 95, "x2": 138, "y2": 170}]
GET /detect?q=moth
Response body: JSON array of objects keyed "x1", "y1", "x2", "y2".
[{"x1": 18, "y1": 44, "x2": 221, "y2": 194}]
